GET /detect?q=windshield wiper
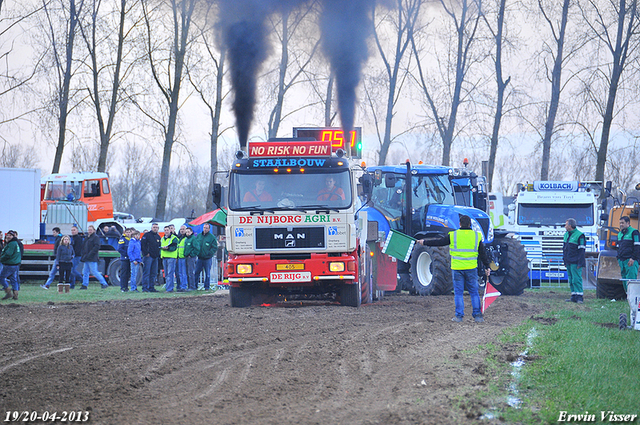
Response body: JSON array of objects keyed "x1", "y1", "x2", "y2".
[
  {"x1": 234, "y1": 206, "x2": 276, "y2": 214},
  {"x1": 302, "y1": 204, "x2": 342, "y2": 213}
]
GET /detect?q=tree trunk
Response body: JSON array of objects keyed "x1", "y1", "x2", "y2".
[
  {"x1": 540, "y1": 0, "x2": 569, "y2": 180},
  {"x1": 52, "y1": 0, "x2": 80, "y2": 173},
  {"x1": 487, "y1": 0, "x2": 510, "y2": 192},
  {"x1": 206, "y1": 49, "x2": 226, "y2": 212}
]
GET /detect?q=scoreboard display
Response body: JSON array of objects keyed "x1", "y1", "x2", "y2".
[{"x1": 292, "y1": 127, "x2": 362, "y2": 159}]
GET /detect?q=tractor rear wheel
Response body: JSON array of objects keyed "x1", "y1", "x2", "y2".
[
  {"x1": 489, "y1": 238, "x2": 529, "y2": 296},
  {"x1": 230, "y1": 287, "x2": 252, "y2": 308},
  {"x1": 596, "y1": 278, "x2": 626, "y2": 300},
  {"x1": 409, "y1": 245, "x2": 452, "y2": 295}
]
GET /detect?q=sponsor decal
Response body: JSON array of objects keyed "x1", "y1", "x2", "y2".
[
  {"x1": 270, "y1": 271, "x2": 312, "y2": 283},
  {"x1": 235, "y1": 228, "x2": 245, "y2": 237},
  {"x1": 251, "y1": 158, "x2": 327, "y2": 168},
  {"x1": 328, "y1": 226, "x2": 338, "y2": 236},
  {"x1": 533, "y1": 181, "x2": 578, "y2": 192},
  {"x1": 248, "y1": 141, "x2": 331, "y2": 158}
]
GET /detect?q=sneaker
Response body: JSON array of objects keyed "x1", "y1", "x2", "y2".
[
  {"x1": 101, "y1": 285, "x2": 108, "y2": 289},
  {"x1": 166, "y1": 290, "x2": 174, "y2": 293},
  {"x1": 121, "y1": 289, "x2": 128, "y2": 292},
  {"x1": 177, "y1": 289, "x2": 187, "y2": 293},
  {"x1": 148, "y1": 288, "x2": 158, "y2": 293},
  {"x1": 474, "y1": 315, "x2": 485, "y2": 323},
  {"x1": 451, "y1": 316, "x2": 463, "y2": 322},
  {"x1": 79, "y1": 286, "x2": 88, "y2": 290},
  {"x1": 40, "y1": 284, "x2": 49, "y2": 290},
  {"x1": 130, "y1": 289, "x2": 139, "y2": 292}
]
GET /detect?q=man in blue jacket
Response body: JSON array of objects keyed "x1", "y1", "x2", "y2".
[{"x1": 117, "y1": 228, "x2": 132, "y2": 292}]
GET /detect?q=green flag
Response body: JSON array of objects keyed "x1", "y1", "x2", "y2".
[{"x1": 382, "y1": 230, "x2": 416, "y2": 262}]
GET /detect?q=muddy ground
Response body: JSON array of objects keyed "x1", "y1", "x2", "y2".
[{"x1": 0, "y1": 290, "x2": 557, "y2": 424}]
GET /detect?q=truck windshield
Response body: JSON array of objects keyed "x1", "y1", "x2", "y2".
[
  {"x1": 229, "y1": 170, "x2": 352, "y2": 211},
  {"x1": 518, "y1": 203, "x2": 594, "y2": 226},
  {"x1": 44, "y1": 181, "x2": 82, "y2": 201},
  {"x1": 371, "y1": 173, "x2": 455, "y2": 218}
]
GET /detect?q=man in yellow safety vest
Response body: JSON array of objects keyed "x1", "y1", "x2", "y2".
[{"x1": 418, "y1": 215, "x2": 491, "y2": 322}]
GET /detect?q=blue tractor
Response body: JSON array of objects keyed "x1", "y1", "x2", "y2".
[{"x1": 364, "y1": 162, "x2": 528, "y2": 296}]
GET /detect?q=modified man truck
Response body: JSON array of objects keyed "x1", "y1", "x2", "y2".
[
  {"x1": 505, "y1": 181, "x2": 603, "y2": 283},
  {"x1": 363, "y1": 162, "x2": 529, "y2": 296},
  {"x1": 215, "y1": 138, "x2": 396, "y2": 307}
]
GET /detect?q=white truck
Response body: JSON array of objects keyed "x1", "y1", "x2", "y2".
[
  {"x1": 505, "y1": 181, "x2": 603, "y2": 282},
  {"x1": 0, "y1": 168, "x2": 41, "y2": 243}
]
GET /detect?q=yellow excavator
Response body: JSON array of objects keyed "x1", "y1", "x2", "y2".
[{"x1": 596, "y1": 182, "x2": 640, "y2": 299}]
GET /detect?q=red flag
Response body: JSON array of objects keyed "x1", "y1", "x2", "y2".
[{"x1": 482, "y1": 282, "x2": 501, "y2": 313}]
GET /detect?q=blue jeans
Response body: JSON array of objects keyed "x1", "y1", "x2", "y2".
[
  {"x1": 177, "y1": 258, "x2": 188, "y2": 290},
  {"x1": 130, "y1": 262, "x2": 140, "y2": 291},
  {"x1": 45, "y1": 259, "x2": 59, "y2": 287},
  {"x1": 0, "y1": 264, "x2": 20, "y2": 291},
  {"x1": 163, "y1": 258, "x2": 176, "y2": 292},
  {"x1": 82, "y1": 261, "x2": 108, "y2": 287},
  {"x1": 186, "y1": 257, "x2": 197, "y2": 289},
  {"x1": 452, "y1": 268, "x2": 481, "y2": 318},
  {"x1": 142, "y1": 256, "x2": 158, "y2": 291},
  {"x1": 194, "y1": 258, "x2": 213, "y2": 289},
  {"x1": 71, "y1": 257, "x2": 83, "y2": 288}
]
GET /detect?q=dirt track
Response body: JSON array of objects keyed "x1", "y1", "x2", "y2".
[{"x1": 0, "y1": 290, "x2": 552, "y2": 424}]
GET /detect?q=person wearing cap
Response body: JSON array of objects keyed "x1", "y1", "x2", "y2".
[
  {"x1": 0, "y1": 231, "x2": 21, "y2": 300},
  {"x1": 418, "y1": 215, "x2": 491, "y2": 323}
]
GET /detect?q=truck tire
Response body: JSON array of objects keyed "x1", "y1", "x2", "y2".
[
  {"x1": 489, "y1": 238, "x2": 529, "y2": 296},
  {"x1": 596, "y1": 278, "x2": 626, "y2": 300},
  {"x1": 340, "y1": 281, "x2": 362, "y2": 307},
  {"x1": 230, "y1": 287, "x2": 252, "y2": 307},
  {"x1": 409, "y1": 245, "x2": 452, "y2": 295},
  {"x1": 107, "y1": 260, "x2": 143, "y2": 287}
]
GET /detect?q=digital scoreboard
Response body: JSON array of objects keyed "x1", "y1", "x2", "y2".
[{"x1": 292, "y1": 127, "x2": 362, "y2": 159}]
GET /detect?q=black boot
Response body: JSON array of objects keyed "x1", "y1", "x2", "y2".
[
  {"x1": 576, "y1": 294, "x2": 584, "y2": 304},
  {"x1": 565, "y1": 294, "x2": 577, "y2": 303}
]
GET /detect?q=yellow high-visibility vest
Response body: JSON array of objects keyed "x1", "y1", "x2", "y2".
[
  {"x1": 449, "y1": 229, "x2": 482, "y2": 270},
  {"x1": 160, "y1": 234, "x2": 178, "y2": 259}
]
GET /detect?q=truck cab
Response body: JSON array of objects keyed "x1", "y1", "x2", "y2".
[
  {"x1": 41, "y1": 172, "x2": 114, "y2": 223},
  {"x1": 223, "y1": 139, "x2": 386, "y2": 307}
]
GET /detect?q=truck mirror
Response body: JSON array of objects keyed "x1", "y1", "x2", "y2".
[
  {"x1": 635, "y1": 182, "x2": 640, "y2": 191},
  {"x1": 606, "y1": 181, "x2": 612, "y2": 193},
  {"x1": 600, "y1": 213, "x2": 609, "y2": 222},
  {"x1": 212, "y1": 183, "x2": 222, "y2": 207},
  {"x1": 384, "y1": 174, "x2": 396, "y2": 188},
  {"x1": 360, "y1": 174, "x2": 373, "y2": 198}
]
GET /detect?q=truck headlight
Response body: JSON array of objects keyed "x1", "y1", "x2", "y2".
[
  {"x1": 329, "y1": 262, "x2": 345, "y2": 272},
  {"x1": 471, "y1": 219, "x2": 485, "y2": 241},
  {"x1": 236, "y1": 264, "x2": 253, "y2": 274}
]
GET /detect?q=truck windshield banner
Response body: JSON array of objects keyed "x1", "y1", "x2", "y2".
[
  {"x1": 533, "y1": 181, "x2": 578, "y2": 192},
  {"x1": 248, "y1": 141, "x2": 331, "y2": 158}
]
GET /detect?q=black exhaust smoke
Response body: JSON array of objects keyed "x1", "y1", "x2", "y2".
[{"x1": 217, "y1": 0, "x2": 375, "y2": 150}]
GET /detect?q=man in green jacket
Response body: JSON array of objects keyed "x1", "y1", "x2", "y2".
[
  {"x1": 562, "y1": 218, "x2": 586, "y2": 303},
  {"x1": 1, "y1": 231, "x2": 22, "y2": 300},
  {"x1": 183, "y1": 227, "x2": 198, "y2": 290},
  {"x1": 193, "y1": 223, "x2": 218, "y2": 291}
]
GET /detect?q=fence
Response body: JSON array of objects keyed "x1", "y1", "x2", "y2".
[{"x1": 528, "y1": 256, "x2": 597, "y2": 289}]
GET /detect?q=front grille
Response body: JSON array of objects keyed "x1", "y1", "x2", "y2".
[
  {"x1": 255, "y1": 227, "x2": 325, "y2": 250},
  {"x1": 270, "y1": 253, "x2": 311, "y2": 260},
  {"x1": 476, "y1": 217, "x2": 490, "y2": 239}
]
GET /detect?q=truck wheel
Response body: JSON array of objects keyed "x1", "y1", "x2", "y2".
[
  {"x1": 596, "y1": 278, "x2": 626, "y2": 300},
  {"x1": 340, "y1": 281, "x2": 361, "y2": 307},
  {"x1": 489, "y1": 238, "x2": 529, "y2": 296},
  {"x1": 230, "y1": 287, "x2": 252, "y2": 307},
  {"x1": 409, "y1": 245, "x2": 452, "y2": 295},
  {"x1": 107, "y1": 259, "x2": 121, "y2": 286}
]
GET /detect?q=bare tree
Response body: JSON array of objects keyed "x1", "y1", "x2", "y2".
[
  {"x1": 110, "y1": 142, "x2": 157, "y2": 217},
  {"x1": 265, "y1": 4, "x2": 320, "y2": 139},
  {"x1": 0, "y1": 143, "x2": 40, "y2": 168},
  {"x1": 411, "y1": 0, "x2": 483, "y2": 166},
  {"x1": 188, "y1": 1, "x2": 228, "y2": 211},
  {"x1": 142, "y1": 0, "x2": 197, "y2": 219},
  {"x1": 370, "y1": 0, "x2": 422, "y2": 165},
  {"x1": 44, "y1": 0, "x2": 86, "y2": 173},
  {"x1": 579, "y1": 0, "x2": 640, "y2": 181},
  {"x1": 78, "y1": 0, "x2": 139, "y2": 172},
  {"x1": 480, "y1": 0, "x2": 511, "y2": 191},
  {"x1": 538, "y1": 0, "x2": 571, "y2": 180}
]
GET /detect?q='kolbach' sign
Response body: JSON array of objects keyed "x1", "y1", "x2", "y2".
[{"x1": 248, "y1": 141, "x2": 332, "y2": 158}]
